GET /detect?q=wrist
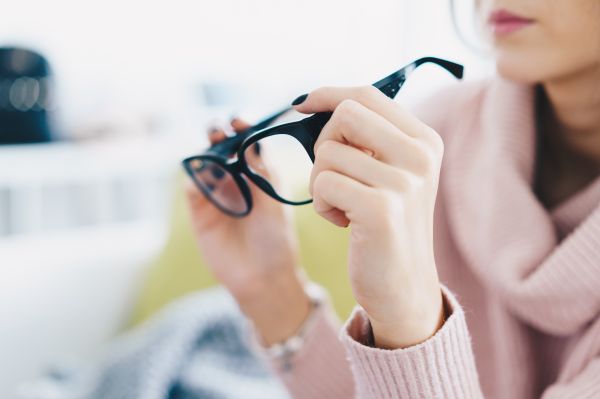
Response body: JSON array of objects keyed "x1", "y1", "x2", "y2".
[
  {"x1": 370, "y1": 288, "x2": 445, "y2": 349},
  {"x1": 237, "y1": 271, "x2": 312, "y2": 346}
]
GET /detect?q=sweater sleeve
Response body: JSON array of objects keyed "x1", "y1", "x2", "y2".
[
  {"x1": 252, "y1": 294, "x2": 356, "y2": 398},
  {"x1": 340, "y1": 286, "x2": 484, "y2": 399}
]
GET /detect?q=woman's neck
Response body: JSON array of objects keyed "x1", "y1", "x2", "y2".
[
  {"x1": 542, "y1": 64, "x2": 600, "y2": 167},
  {"x1": 535, "y1": 64, "x2": 600, "y2": 208}
]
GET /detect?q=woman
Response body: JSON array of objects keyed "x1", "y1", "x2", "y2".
[{"x1": 185, "y1": 0, "x2": 600, "y2": 397}]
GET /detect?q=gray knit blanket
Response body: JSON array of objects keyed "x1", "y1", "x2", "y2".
[{"x1": 17, "y1": 288, "x2": 289, "y2": 399}]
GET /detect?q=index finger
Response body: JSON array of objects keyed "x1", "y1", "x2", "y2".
[{"x1": 293, "y1": 86, "x2": 431, "y2": 139}]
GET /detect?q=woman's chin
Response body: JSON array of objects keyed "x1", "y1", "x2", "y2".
[{"x1": 494, "y1": 56, "x2": 544, "y2": 85}]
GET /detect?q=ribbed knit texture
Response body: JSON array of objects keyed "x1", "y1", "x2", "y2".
[
  {"x1": 261, "y1": 78, "x2": 600, "y2": 398},
  {"x1": 341, "y1": 287, "x2": 482, "y2": 399}
]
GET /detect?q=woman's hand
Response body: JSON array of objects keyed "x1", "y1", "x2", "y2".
[
  {"x1": 295, "y1": 87, "x2": 445, "y2": 349},
  {"x1": 185, "y1": 119, "x2": 311, "y2": 345}
]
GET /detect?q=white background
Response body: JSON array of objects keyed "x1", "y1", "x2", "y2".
[{"x1": 0, "y1": 0, "x2": 491, "y2": 140}]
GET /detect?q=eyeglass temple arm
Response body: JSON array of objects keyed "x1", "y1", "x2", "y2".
[
  {"x1": 373, "y1": 57, "x2": 464, "y2": 98},
  {"x1": 208, "y1": 58, "x2": 464, "y2": 154},
  {"x1": 304, "y1": 57, "x2": 464, "y2": 136}
]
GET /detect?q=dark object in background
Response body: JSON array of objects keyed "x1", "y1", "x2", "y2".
[{"x1": 0, "y1": 47, "x2": 53, "y2": 144}]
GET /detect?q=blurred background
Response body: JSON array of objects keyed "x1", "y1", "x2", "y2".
[{"x1": 0, "y1": 0, "x2": 491, "y2": 396}]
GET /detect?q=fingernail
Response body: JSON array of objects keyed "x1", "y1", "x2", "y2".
[{"x1": 291, "y1": 93, "x2": 308, "y2": 106}]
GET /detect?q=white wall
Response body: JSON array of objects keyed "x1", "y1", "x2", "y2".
[{"x1": 0, "y1": 0, "x2": 491, "y2": 140}]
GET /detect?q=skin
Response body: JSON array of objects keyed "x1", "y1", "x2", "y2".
[
  {"x1": 186, "y1": 0, "x2": 600, "y2": 349},
  {"x1": 478, "y1": 0, "x2": 600, "y2": 207},
  {"x1": 186, "y1": 121, "x2": 311, "y2": 345}
]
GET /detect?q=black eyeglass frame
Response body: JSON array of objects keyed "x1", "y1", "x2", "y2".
[{"x1": 183, "y1": 57, "x2": 464, "y2": 218}]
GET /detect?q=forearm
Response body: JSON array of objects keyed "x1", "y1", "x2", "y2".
[
  {"x1": 249, "y1": 285, "x2": 356, "y2": 399},
  {"x1": 237, "y1": 270, "x2": 312, "y2": 346}
]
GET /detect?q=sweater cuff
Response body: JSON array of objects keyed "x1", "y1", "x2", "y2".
[{"x1": 340, "y1": 286, "x2": 483, "y2": 399}]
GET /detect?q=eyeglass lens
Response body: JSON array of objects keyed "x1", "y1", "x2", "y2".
[
  {"x1": 242, "y1": 134, "x2": 313, "y2": 204},
  {"x1": 187, "y1": 158, "x2": 249, "y2": 215}
]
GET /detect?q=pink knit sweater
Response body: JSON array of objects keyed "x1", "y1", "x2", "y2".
[{"x1": 261, "y1": 78, "x2": 600, "y2": 398}]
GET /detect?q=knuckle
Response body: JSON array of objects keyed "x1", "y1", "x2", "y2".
[
  {"x1": 330, "y1": 100, "x2": 359, "y2": 131},
  {"x1": 313, "y1": 170, "x2": 335, "y2": 193},
  {"x1": 423, "y1": 126, "x2": 445, "y2": 154},
  {"x1": 412, "y1": 141, "x2": 441, "y2": 176},
  {"x1": 389, "y1": 128, "x2": 408, "y2": 148},
  {"x1": 391, "y1": 169, "x2": 421, "y2": 194},
  {"x1": 357, "y1": 85, "x2": 380, "y2": 101},
  {"x1": 315, "y1": 139, "x2": 337, "y2": 160},
  {"x1": 431, "y1": 134, "x2": 445, "y2": 158},
  {"x1": 418, "y1": 155, "x2": 438, "y2": 177},
  {"x1": 390, "y1": 169, "x2": 411, "y2": 191},
  {"x1": 420, "y1": 124, "x2": 437, "y2": 137},
  {"x1": 374, "y1": 190, "x2": 393, "y2": 211},
  {"x1": 336, "y1": 99, "x2": 360, "y2": 119}
]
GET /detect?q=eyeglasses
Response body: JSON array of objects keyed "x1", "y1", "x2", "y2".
[{"x1": 182, "y1": 57, "x2": 464, "y2": 217}]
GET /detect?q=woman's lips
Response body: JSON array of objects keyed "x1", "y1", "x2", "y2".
[{"x1": 489, "y1": 9, "x2": 534, "y2": 35}]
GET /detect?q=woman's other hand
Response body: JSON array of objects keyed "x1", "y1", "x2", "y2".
[{"x1": 185, "y1": 118, "x2": 311, "y2": 345}]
